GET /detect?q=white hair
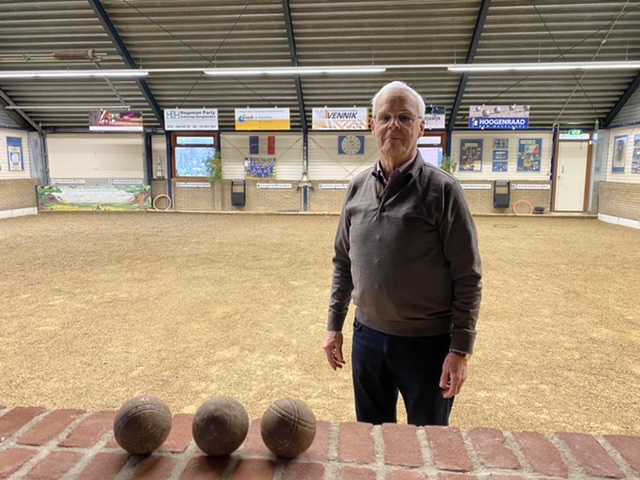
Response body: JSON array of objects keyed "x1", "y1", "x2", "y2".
[{"x1": 371, "y1": 81, "x2": 426, "y2": 119}]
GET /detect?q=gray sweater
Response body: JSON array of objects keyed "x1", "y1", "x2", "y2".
[{"x1": 328, "y1": 153, "x2": 483, "y2": 353}]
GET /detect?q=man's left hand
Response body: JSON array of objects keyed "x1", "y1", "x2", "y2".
[{"x1": 439, "y1": 352, "x2": 469, "y2": 399}]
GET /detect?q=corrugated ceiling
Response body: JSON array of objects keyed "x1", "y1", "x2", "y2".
[{"x1": 1, "y1": 0, "x2": 639, "y2": 132}]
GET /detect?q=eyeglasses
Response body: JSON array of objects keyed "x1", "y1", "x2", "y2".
[{"x1": 374, "y1": 111, "x2": 421, "y2": 126}]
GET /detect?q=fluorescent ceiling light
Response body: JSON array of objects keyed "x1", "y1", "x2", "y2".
[
  {"x1": 203, "y1": 66, "x2": 386, "y2": 76},
  {"x1": 0, "y1": 69, "x2": 149, "y2": 78},
  {"x1": 447, "y1": 61, "x2": 640, "y2": 72},
  {"x1": 6, "y1": 105, "x2": 131, "y2": 110}
]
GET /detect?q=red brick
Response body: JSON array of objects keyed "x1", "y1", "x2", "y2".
[
  {"x1": 0, "y1": 448, "x2": 36, "y2": 478},
  {"x1": 556, "y1": 432, "x2": 624, "y2": 478},
  {"x1": 438, "y1": 474, "x2": 479, "y2": 480},
  {"x1": 161, "y1": 413, "x2": 193, "y2": 453},
  {"x1": 339, "y1": 465, "x2": 377, "y2": 480},
  {"x1": 18, "y1": 409, "x2": 85, "y2": 446},
  {"x1": 231, "y1": 458, "x2": 277, "y2": 480},
  {"x1": 22, "y1": 450, "x2": 83, "y2": 480},
  {"x1": 60, "y1": 410, "x2": 115, "y2": 448},
  {"x1": 282, "y1": 462, "x2": 325, "y2": 480},
  {"x1": 486, "y1": 475, "x2": 528, "y2": 480},
  {"x1": 239, "y1": 419, "x2": 270, "y2": 456},
  {"x1": 0, "y1": 407, "x2": 46, "y2": 441},
  {"x1": 383, "y1": 423, "x2": 422, "y2": 467},
  {"x1": 338, "y1": 422, "x2": 375, "y2": 464},
  {"x1": 468, "y1": 428, "x2": 520, "y2": 469},
  {"x1": 604, "y1": 434, "x2": 640, "y2": 475},
  {"x1": 179, "y1": 455, "x2": 230, "y2": 480},
  {"x1": 388, "y1": 470, "x2": 430, "y2": 480},
  {"x1": 301, "y1": 420, "x2": 330, "y2": 461},
  {"x1": 425, "y1": 426, "x2": 473, "y2": 472},
  {"x1": 512, "y1": 431, "x2": 568, "y2": 478},
  {"x1": 131, "y1": 455, "x2": 177, "y2": 479},
  {"x1": 75, "y1": 452, "x2": 129, "y2": 480}
]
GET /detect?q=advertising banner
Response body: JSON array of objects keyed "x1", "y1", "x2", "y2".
[
  {"x1": 235, "y1": 108, "x2": 290, "y2": 131},
  {"x1": 469, "y1": 105, "x2": 530, "y2": 129},
  {"x1": 312, "y1": 108, "x2": 369, "y2": 130},
  {"x1": 424, "y1": 106, "x2": 445, "y2": 129},
  {"x1": 164, "y1": 108, "x2": 219, "y2": 130},
  {"x1": 89, "y1": 110, "x2": 143, "y2": 132},
  {"x1": 7, "y1": 137, "x2": 24, "y2": 171}
]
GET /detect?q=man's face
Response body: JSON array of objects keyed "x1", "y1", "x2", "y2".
[{"x1": 371, "y1": 89, "x2": 425, "y2": 167}]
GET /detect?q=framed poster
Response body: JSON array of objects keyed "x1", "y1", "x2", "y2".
[
  {"x1": 517, "y1": 138, "x2": 542, "y2": 172},
  {"x1": 7, "y1": 137, "x2": 24, "y2": 171},
  {"x1": 244, "y1": 157, "x2": 276, "y2": 178},
  {"x1": 492, "y1": 138, "x2": 509, "y2": 172},
  {"x1": 612, "y1": 135, "x2": 627, "y2": 173},
  {"x1": 632, "y1": 134, "x2": 640, "y2": 174},
  {"x1": 459, "y1": 139, "x2": 483, "y2": 171}
]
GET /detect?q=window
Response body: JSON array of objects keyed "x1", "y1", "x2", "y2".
[{"x1": 171, "y1": 133, "x2": 219, "y2": 178}]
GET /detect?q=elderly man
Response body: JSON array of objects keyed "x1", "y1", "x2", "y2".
[{"x1": 323, "y1": 81, "x2": 482, "y2": 426}]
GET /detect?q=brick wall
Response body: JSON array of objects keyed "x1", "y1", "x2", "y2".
[
  {"x1": 0, "y1": 179, "x2": 37, "y2": 211},
  {"x1": 1, "y1": 405, "x2": 639, "y2": 479},
  {"x1": 149, "y1": 180, "x2": 553, "y2": 215},
  {"x1": 598, "y1": 182, "x2": 640, "y2": 221}
]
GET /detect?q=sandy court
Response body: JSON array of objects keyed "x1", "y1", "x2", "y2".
[{"x1": 1, "y1": 212, "x2": 639, "y2": 436}]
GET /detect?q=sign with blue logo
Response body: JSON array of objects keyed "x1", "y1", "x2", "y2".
[{"x1": 469, "y1": 105, "x2": 530, "y2": 129}]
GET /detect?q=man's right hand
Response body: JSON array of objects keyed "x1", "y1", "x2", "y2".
[{"x1": 323, "y1": 331, "x2": 346, "y2": 370}]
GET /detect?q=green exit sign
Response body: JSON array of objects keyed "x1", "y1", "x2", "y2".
[{"x1": 568, "y1": 129, "x2": 582, "y2": 136}]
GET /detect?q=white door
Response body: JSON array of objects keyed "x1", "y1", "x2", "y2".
[{"x1": 554, "y1": 141, "x2": 589, "y2": 211}]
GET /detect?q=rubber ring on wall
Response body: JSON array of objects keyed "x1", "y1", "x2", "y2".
[
  {"x1": 512, "y1": 199, "x2": 533, "y2": 215},
  {"x1": 152, "y1": 194, "x2": 172, "y2": 211}
]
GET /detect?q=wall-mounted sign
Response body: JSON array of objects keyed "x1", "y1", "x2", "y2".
[
  {"x1": 235, "y1": 108, "x2": 290, "y2": 131},
  {"x1": 469, "y1": 105, "x2": 530, "y2": 130},
  {"x1": 312, "y1": 108, "x2": 369, "y2": 130},
  {"x1": 424, "y1": 106, "x2": 446, "y2": 129},
  {"x1": 256, "y1": 183, "x2": 291, "y2": 189},
  {"x1": 7, "y1": 137, "x2": 24, "y2": 171},
  {"x1": 89, "y1": 110, "x2": 143, "y2": 132},
  {"x1": 164, "y1": 108, "x2": 219, "y2": 131},
  {"x1": 338, "y1": 135, "x2": 365, "y2": 155}
]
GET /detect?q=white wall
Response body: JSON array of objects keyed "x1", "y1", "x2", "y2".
[
  {"x1": 221, "y1": 132, "x2": 303, "y2": 180},
  {"x1": 308, "y1": 132, "x2": 377, "y2": 181},
  {"x1": 47, "y1": 133, "x2": 145, "y2": 184},
  {"x1": 451, "y1": 130, "x2": 554, "y2": 181}
]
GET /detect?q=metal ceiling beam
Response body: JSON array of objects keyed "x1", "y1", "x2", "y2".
[
  {"x1": 0, "y1": 89, "x2": 44, "y2": 135},
  {"x1": 602, "y1": 72, "x2": 640, "y2": 128},
  {"x1": 447, "y1": 0, "x2": 492, "y2": 134},
  {"x1": 282, "y1": 0, "x2": 307, "y2": 133},
  {"x1": 86, "y1": 0, "x2": 164, "y2": 127}
]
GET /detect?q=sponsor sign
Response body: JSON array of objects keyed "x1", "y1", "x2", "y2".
[
  {"x1": 164, "y1": 108, "x2": 219, "y2": 130},
  {"x1": 256, "y1": 183, "x2": 292, "y2": 189},
  {"x1": 235, "y1": 108, "x2": 290, "y2": 131},
  {"x1": 89, "y1": 110, "x2": 143, "y2": 132},
  {"x1": 312, "y1": 108, "x2": 369, "y2": 130},
  {"x1": 424, "y1": 106, "x2": 445, "y2": 129},
  {"x1": 469, "y1": 105, "x2": 530, "y2": 129}
]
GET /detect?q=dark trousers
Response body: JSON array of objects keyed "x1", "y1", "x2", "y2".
[{"x1": 351, "y1": 319, "x2": 454, "y2": 426}]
